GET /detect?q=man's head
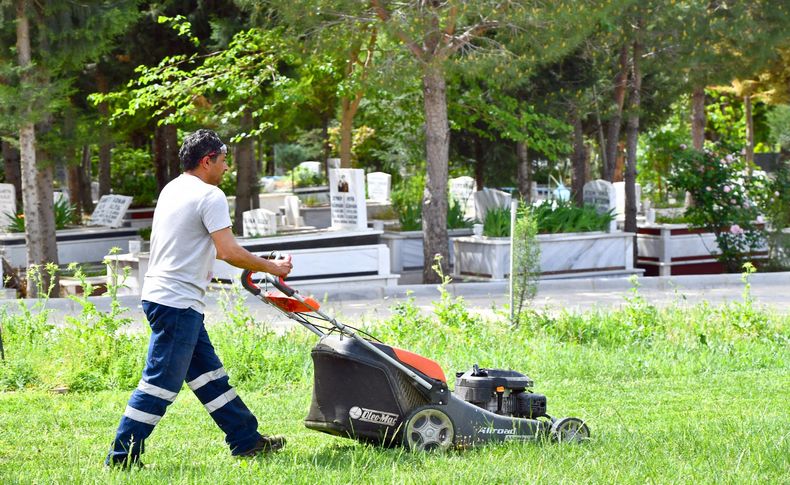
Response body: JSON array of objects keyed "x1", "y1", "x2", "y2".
[{"x1": 179, "y1": 129, "x2": 227, "y2": 171}]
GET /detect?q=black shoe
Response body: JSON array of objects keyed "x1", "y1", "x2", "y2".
[
  {"x1": 105, "y1": 456, "x2": 144, "y2": 470},
  {"x1": 236, "y1": 435, "x2": 286, "y2": 456}
]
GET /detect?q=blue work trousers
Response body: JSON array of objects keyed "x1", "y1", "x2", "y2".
[{"x1": 106, "y1": 301, "x2": 261, "y2": 465}]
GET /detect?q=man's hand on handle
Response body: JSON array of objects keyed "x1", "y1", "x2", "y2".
[{"x1": 265, "y1": 256, "x2": 293, "y2": 278}]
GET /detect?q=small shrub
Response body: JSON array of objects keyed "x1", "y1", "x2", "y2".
[
  {"x1": 4, "y1": 198, "x2": 78, "y2": 233},
  {"x1": 109, "y1": 146, "x2": 158, "y2": 207},
  {"x1": 0, "y1": 359, "x2": 39, "y2": 390},
  {"x1": 669, "y1": 146, "x2": 766, "y2": 272},
  {"x1": 447, "y1": 196, "x2": 472, "y2": 229},
  {"x1": 531, "y1": 199, "x2": 615, "y2": 234},
  {"x1": 483, "y1": 206, "x2": 511, "y2": 237},
  {"x1": 290, "y1": 165, "x2": 326, "y2": 188}
]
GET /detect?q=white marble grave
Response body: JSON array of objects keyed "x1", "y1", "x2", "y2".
[
  {"x1": 243, "y1": 208, "x2": 278, "y2": 237},
  {"x1": 613, "y1": 182, "x2": 642, "y2": 221},
  {"x1": 366, "y1": 172, "x2": 391, "y2": 202},
  {"x1": 583, "y1": 179, "x2": 617, "y2": 232},
  {"x1": 449, "y1": 176, "x2": 476, "y2": 220},
  {"x1": 0, "y1": 183, "x2": 17, "y2": 228},
  {"x1": 298, "y1": 161, "x2": 322, "y2": 174},
  {"x1": 329, "y1": 168, "x2": 367, "y2": 230},
  {"x1": 283, "y1": 195, "x2": 302, "y2": 227},
  {"x1": 88, "y1": 194, "x2": 133, "y2": 228},
  {"x1": 473, "y1": 188, "x2": 511, "y2": 223}
]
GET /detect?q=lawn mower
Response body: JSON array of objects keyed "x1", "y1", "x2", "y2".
[{"x1": 241, "y1": 259, "x2": 589, "y2": 451}]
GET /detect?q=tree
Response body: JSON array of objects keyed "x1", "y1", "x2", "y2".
[{"x1": 1, "y1": 0, "x2": 135, "y2": 296}]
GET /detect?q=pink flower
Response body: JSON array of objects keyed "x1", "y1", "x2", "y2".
[
  {"x1": 706, "y1": 186, "x2": 712, "y2": 191},
  {"x1": 756, "y1": 215, "x2": 765, "y2": 224},
  {"x1": 730, "y1": 199, "x2": 737, "y2": 205},
  {"x1": 726, "y1": 154, "x2": 734, "y2": 163},
  {"x1": 730, "y1": 224, "x2": 744, "y2": 235},
  {"x1": 775, "y1": 191, "x2": 780, "y2": 197},
  {"x1": 723, "y1": 186, "x2": 731, "y2": 193}
]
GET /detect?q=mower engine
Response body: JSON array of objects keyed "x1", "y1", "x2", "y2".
[{"x1": 454, "y1": 365, "x2": 547, "y2": 419}]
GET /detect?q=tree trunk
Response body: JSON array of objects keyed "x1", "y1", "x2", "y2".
[
  {"x1": 153, "y1": 124, "x2": 169, "y2": 194},
  {"x1": 164, "y1": 124, "x2": 179, "y2": 183},
  {"x1": 604, "y1": 44, "x2": 629, "y2": 181},
  {"x1": 1, "y1": 141, "x2": 22, "y2": 206},
  {"x1": 233, "y1": 109, "x2": 256, "y2": 234},
  {"x1": 80, "y1": 145, "x2": 94, "y2": 213},
  {"x1": 744, "y1": 94, "x2": 754, "y2": 165},
  {"x1": 17, "y1": 0, "x2": 58, "y2": 297},
  {"x1": 421, "y1": 64, "x2": 450, "y2": 284},
  {"x1": 624, "y1": 36, "x2": 642, "y2": 243},
  {"x1": 571, "y1": 106, "x2": 587, "y2": 207},
  {"x1": 691, "y1": 86, "x2": 706, "y2": 150},
  {"x1": 474, "y1": 135, "x2": 485, "y2": 191},
  {"x1": 516, "y1": 141, "x2": 530, "y2": 202},
  {"x1": 96, "y1": 73, "x2": 112, "y2": 199},
  {"x1": 339, "y1": 98, "x2": 355, "y2": 168}
]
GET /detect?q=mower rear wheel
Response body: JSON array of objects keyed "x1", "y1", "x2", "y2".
[
  {"x1": 403, "y1": 406, "x2": 455, "y2": 452},
  {"x1": 550, "y1": 417, "x2": 590, "y2": 443}
]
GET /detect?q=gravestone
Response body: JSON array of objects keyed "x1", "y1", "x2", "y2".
[
  {"x1": 473, "y1": 188, "x2": 511, "y2": 223},
  {"x1": 88, "y1": 194, "x2": 133, "y2": 228},
  {"x1": 91, "y1": 182, "x2": 100, "y2": 203},
  {"x1": 298, "y1": 161, "x2": 322, "y2": 174},
  {"x1": 243, "y1": 208, "x2": 277, "y2": 237},
  {"x1": 366, "y1": 172, "x2": 391, "y2": 202},
  {"x1": 329, "y1": 168, "x2": 367, "y2": 230},
  {"x1": 613, "y1": 182, "x2": 642, "y2": 221},
  {"x1": 283, "y1": 195, "x2": 302, "y2": 227},
  {"x1": 449, "y1": 176, "x2": 477, "y2": 220},
  {"x1": 327, "y1": 158, "x2": 341, "y2": 170},
  {"x1": 583, "y1": 179, "x2": 617, "y2": 232},
  {"x1": 0, "y1": 184, "x2": 17, "y2": 228},
  {"x1": 53, "y1": 191, "x2": 69, "y2": 205}
]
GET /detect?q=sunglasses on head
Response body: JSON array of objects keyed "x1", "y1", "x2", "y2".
[{"x1": 205, "y1": 144, "x2": 227, "y2": 159}]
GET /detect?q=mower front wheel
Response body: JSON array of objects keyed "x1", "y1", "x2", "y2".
[
  {"x1": 403, "y1": 406, "x2": 455, "y2": 452},
  {"x1": 550, "y1": 417, "x2": 590, "y2": 443}
]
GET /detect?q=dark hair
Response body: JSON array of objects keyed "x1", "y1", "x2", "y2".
[{"x1": 179, "y1": 129, "x2": 225, "y2": 171}]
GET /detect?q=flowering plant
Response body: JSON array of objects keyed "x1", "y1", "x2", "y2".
[{"x1": 668, "y1": 147, "x2": 765, "y2": 272}]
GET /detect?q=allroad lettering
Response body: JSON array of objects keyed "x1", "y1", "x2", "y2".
[
  {"x1": 350, "y1": 406, "x2": 398, "y2": 427},
  {"x1": 475, "y1": 427, "x2": 517, "y2": 435}
]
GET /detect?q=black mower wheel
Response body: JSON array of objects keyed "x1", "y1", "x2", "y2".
[
  {"x1": 403, "y1": 406, "x2": 455, "y2": 452},
  {"x1": 550, "y1": 417, "x2": 590, "y2": 443}
]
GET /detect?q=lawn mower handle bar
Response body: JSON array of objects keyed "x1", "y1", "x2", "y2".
[{"x1": 239, "y1": 267, "x2": 436, "y2": 393}]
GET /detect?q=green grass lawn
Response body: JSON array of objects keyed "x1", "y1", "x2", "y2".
[
  {"x1": 1, "y1": 282, "x2": 789, "y2": 484},
  {"x1": 2, "y1": 349, "x2": 788, "y2": 484}
]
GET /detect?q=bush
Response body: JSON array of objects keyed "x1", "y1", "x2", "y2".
[
  {"x1": 669, "y1": 146, "x2": 766, "y2": 272},
  {"x1": 530, "y1": 199, "x2": 615, "y2": 234},
  {"x1": 483, "y1": 206, "x2": 511, "y2": 237},
  {"x1": 109, "y1": 146, "x2": 159, "y2": 207},
  {"x1": 391, "y1": 173, "x2": 424, "y2": 231},
  {"x1": 447, "y1": 196, "x2": 472, "y2": 229},
  {"x1": 4, "y1": 198, "x2": 78, "y2": 233},
  {"x1": 290, "y1": 165, "x2": 326, "y2": 188}
]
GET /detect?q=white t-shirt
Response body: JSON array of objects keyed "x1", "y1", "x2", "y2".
[{"x1": 141, "y1": 173, "x2": 231, "y2": 313}]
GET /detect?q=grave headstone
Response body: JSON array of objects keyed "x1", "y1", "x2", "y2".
[
  {"x1": 366, "y1": 172, "x2": 391, "y2": 202},
  {"x1": 329, "y1": 168, "x2": 367, "y2": 230},
  {"x1": 298, "y1": 161, "x2": 322, "y2": 174},
  {"x1": 91, "y1": 182, "x2": 100, "y2": 203},
  {"x1": 0, "y1": 184, "x2": 17, "y2": 228},
  {"x1": 327, "y1": 158, "x2": 341, "y2": 170},
  {"x1": 88, "y1": 194, "x2": 133, "y2": 228},
  {"x1": 243, "y1": 208, "x2": 278, "y2": 237},
  {"x1": 283, "y1": 195, "x2": 302, "y2": 227},
  {"x1": 53, "y1": 191, "x2": 69, "y2": 205},
  {"x1": 449, "y1": 176, "x2": 477, "y2": 220},
  {"x1": 473, "y1": 188, "x2": 511, "y2": 223},
  {"x1": 583, "y1": 179, "x2": 617, "y2": 232},
  {"x1": 613, "y1": 182, "x2": 642, "y2": 221}
]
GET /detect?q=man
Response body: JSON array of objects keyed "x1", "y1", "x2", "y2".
[{"x1": 105, "y1": 129, "x2": 292, "y2": 468}]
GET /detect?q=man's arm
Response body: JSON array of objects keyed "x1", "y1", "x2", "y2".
[{"x1": 211, "y1": 227, "x2": 292, "y2": 277}]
